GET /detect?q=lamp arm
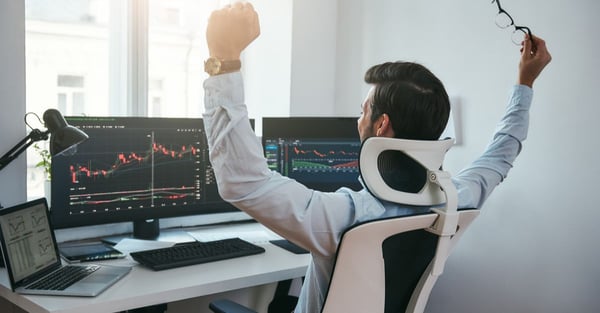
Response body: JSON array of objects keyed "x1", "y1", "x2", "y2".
[{"x1": 0, "y1": 129, "x2": 49, "y2": 172}]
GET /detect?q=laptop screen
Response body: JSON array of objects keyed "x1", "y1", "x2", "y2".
[{"x1": 0, "y1": 199, "x2": 60, "y2": 284}]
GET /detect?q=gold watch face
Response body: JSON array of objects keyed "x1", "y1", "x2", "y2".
[{"x1": 204, "y1": 57, "x2": 222, "y2": 75}]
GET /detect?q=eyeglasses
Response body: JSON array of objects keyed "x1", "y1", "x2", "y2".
[{"x1": 492, "y1": 0, "x2": 534, "y2": 47}]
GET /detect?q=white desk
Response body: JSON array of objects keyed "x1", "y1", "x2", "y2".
[{"x1": 0, "y1": 223, "x2": 311, "y2": 313}]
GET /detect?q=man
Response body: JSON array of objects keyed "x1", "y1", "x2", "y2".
[{"x1": 202, "y1": 2, "x2": 551, "y2": 313}]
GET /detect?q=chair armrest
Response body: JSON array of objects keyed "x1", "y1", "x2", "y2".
[{"x1": 209, "y1": 299, "x2": 258, "y2": 313}]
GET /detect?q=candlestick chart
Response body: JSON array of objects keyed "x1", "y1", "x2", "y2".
[{"x1": 53, "y1": 127, "x2": 207, "y2": 214}]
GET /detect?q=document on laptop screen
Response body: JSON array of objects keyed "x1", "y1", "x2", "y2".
[{"x1": 0, "y1": 202, "x2": 59, "y2": 282}]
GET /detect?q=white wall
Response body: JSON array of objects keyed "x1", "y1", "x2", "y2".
[
  {"x1": 244, "y1": 0, "x2": 293, "y2": 120},
  {"x1": 335, "y1": 0, "x2": 366, "y2": 115},
  {"x1": 0, "y1": 1, "x2": 27, "y2": 208},
  {"x1": 289, "y1": 0, "x2": 338, "y2": 116},
  {"x1": 333, "y1": 0, "x2": 600, "y2": 312},
  {"x1": 245, "y1": 0, "x2": 339, "y2": 120}
]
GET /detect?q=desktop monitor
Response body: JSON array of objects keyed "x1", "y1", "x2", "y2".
[
  {"x1": 261, "y1": 117, "x2": 362, "y2": 192},
  {"x1": 50, "y1": 116, "x2": 253, "y2": 239}
]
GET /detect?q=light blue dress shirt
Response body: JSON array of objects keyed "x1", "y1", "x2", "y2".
[{"x1": 203, "y1": 72, "x2": 533, "y2": 313}]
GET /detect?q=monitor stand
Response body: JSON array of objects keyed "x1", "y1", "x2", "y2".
[{"x1": 101, "y1": 219, "x2": 197, "y2": 246}]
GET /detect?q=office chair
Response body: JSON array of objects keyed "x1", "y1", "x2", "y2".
[{"x1": 209, "y1": 137, "x2": 479, "y2": 313}]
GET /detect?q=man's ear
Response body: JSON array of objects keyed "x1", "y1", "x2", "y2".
[{"x1": 376, "y1": 113, "x2": 393, "y2": 137}]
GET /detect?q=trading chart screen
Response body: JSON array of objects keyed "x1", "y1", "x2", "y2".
[
  {"x1": 264, "y1": 138, "x2": 361, "y2": 191},
  {"x1": 50, "y1": 116, "x2": 238, "y2": 228},
  {"x1": 262, "y1": 117, "x2": 362, "y2": 192}
]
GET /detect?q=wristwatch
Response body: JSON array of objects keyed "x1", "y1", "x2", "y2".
[{"x1": 204, "y1": 57, "x2": 241, "y2": 76}]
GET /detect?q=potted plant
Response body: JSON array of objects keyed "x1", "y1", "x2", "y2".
[{"x1": 33, "y1": 143, "x2": 52, "y2": 202}]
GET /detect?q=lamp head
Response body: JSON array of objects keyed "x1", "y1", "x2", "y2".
[{"x1": 42, "y1": 109, "x2": 88, "y2": 156}]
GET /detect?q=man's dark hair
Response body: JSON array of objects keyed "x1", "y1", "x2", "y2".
[{"x1": 364, "y1": 62, "x2": 450, "y2": 140}]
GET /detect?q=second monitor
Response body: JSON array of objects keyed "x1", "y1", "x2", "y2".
[{"x1": 261, "y1": 117, "x2": 362, "y2": 192}]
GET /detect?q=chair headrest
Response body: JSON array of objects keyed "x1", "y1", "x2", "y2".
[{"x1": 359, "y1": 137, "x2": 454, "y2": 206}]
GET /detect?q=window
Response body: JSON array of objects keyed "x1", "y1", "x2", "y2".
[
  {"x1": 147, "y1": 0, "x2": 216, "y2": 117},
  {"x1": 25, "y1": 0, "x2": 293, "y2": 199},
  {"x1": 57, "y1": 74, "x2": 86, "y2": 115},
  {"x1": 25, "y1": 0, "x2": 113, "y2": 198},
  {"x1": 148, "y1": 78, "x2": 164, "y2": 116},
  {"x1": 25, "y1": 0, "x2": 219, "y2": 199}
]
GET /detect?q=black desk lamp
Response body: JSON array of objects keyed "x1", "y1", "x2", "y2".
[
  {"x1": 0, "y1": 109, "x2": 87, "y2": 267},
  {"x1": 0, "y1": 109, "x2": 88, "y2": 172}
]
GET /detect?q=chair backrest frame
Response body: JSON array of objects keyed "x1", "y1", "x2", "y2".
[
  {"x1": 321, "y1": 209, "x2": 479, "y2": 313},
  {"x1": 359, "y1": 137, "x2": 454, "y2": 206},
  {"x1": 321, "y1": 137, "x2": 478, "y2": 313}
]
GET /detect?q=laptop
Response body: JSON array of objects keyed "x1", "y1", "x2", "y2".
[{"x1": 0, "y1": 198, "x2": 131, "y2": 297}]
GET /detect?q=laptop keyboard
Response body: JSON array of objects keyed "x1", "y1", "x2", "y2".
[{"x1": 27, "y1": 265, "x2": 100, "y2": 290}]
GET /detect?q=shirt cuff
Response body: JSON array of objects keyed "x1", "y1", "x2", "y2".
[
  {"x1": 203, "y1": 72, "x2": 244, "y2": 111},
  {"x1": 511, "y1": 84, "x2": 533, "y2": 111}
]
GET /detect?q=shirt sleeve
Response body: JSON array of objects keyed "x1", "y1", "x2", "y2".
[
  {"x1": 453, "y1": 85, "x2": 533, "y2": 209},
  {"x1": 203, "y1": 73, "x2": 358, "y2": 257}
]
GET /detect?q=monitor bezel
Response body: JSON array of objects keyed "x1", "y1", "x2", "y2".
[{"x1": 50, "y1": 116, "x2": 253, "y2": 232}]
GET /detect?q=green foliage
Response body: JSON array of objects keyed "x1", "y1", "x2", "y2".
[{"x1": 33, "y1": 143, "x2": 51, "y2": 180}]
